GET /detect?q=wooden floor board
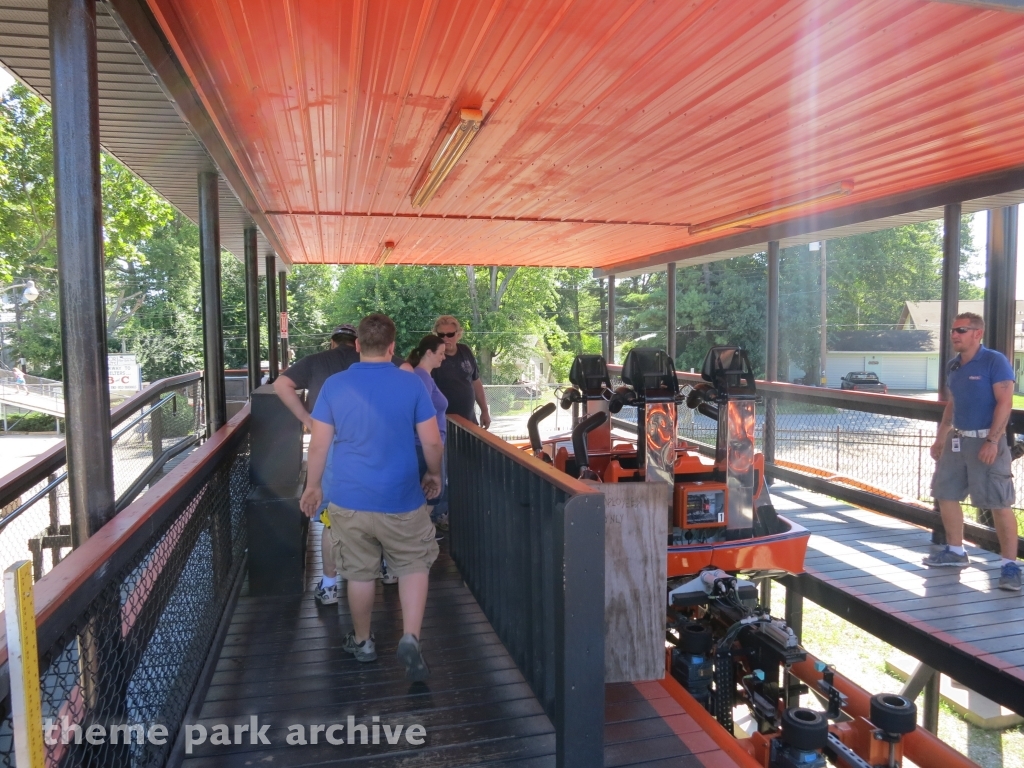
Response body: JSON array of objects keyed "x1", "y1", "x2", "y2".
[
  {"x1": 774, "y1": 482, "x2": 1024, "y2": 712},
  {"x1": 180, "y1": 522, "x2": 729, "y2": 767}
]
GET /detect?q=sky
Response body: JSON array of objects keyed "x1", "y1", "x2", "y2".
[{"x1": 0, "y1": 66, "x2": 1019, "y2": 295}]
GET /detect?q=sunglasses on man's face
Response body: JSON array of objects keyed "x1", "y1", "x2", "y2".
[
  {"x1": 951, "y1": 326, "x2": 979, "y2": 335},
  {"x1": 437, "y1": 331, "x2": 458, "y2": 339}
]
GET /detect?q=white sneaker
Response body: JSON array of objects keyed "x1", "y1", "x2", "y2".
[
  {"x1": 314, "y1": 578, "x2": 338, "y2": 604},
  {"x1": 380, "y1": 560, "x2": 399, "y2": 585}
]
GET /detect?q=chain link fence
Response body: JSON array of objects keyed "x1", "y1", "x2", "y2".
[
  {"x1": 0, "y1": 431, "x2": 249, "y2": 768},
  {"x1": 482, "y1": 384, "x2": 574, "y2": 438},
  {"x1": 0, "y1": 375, "x2": 205, "y2": 610}
]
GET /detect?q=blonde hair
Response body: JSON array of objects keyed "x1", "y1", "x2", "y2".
[{"x1": 433, "y1": 315, "x2": 462, "y2": 332}]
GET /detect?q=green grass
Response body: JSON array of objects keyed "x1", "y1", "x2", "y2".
[
  {"x1": 1014, "y1": 395, "x2": 1024, "y2": 409},
  {"x1": 773, "y1": 581, "x2": 1024, "y2": 767}
]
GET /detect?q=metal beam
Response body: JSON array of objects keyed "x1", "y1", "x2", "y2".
[
  {"x1": 607, "y1": 276, "x2": 616, "y2": 365},
  {"x1": 265, "y1": 255, "x2": 279, "y2": 382},
  {"x1": 50, "y1": 0, "x2": 114, "y2": 544},
  {"x1": 818, "y1": 241, "x2": 827, "y2": 386},
  {"x1": 199, "y1": 171, "x2": 226, "y2": 434},
  {"x1": 593, "y1": 164, "x2": 1024, "y2": 277},
  {"x1": 666, "y1": 262, "x2": 677, "y2": 362},
  {"x1": 278, "y1": 270, "x2": 289, "y2": 369},
  {"x1": 243, "y1": 226, "x2": 261, "y2": 394},
  {"x1": 938, "y1": 204, "x2": 961, "y2": 396},
  {"x1": 984, "y1": 206, "x2": 1019, "y2": 361},
  {"x1": 765, "y1": 242, "x2": 780, "y2": 464}
]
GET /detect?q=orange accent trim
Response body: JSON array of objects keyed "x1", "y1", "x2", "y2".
[
  {"x1": 657, "y1": 674, "x2": 763, "y2": 768},
  {"x1": 789, "y1": 656, "x2": 981, "y2": 768}
]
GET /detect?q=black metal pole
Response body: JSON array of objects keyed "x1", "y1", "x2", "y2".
[
  {"x1": 278, "y1": 270, "x2": 289, "y2": 369},
  {"x1": 50, "y1": 0, "x2": 114, "y2": 544},
  {"x1": 266, "y1": 255, "x2": 279, "y2": 382},
  {"x1": 599, "y1": 279, "x2": 607, "y2": 361},
  {"x1": 666, "y1": 262, "x2": 677, "y2": 362},
  {"x1": 765, "y1": 241, "x2": 780, "y2": 465},
  {"x1": 243, "y1": 226, "x2": 261, "y2": 393},
  {"x1": 985, "y1": 206, "x2": 1019, "y2": 362},
  {"x1": 199, "y1": 171, "x2": 226, "y2": 434},
  {"x1": 607, "y1": 275, "x2": 616, "y2": 365},
  {"x1": 938, "y1": 204, "x2": 961, "y2": 397}
]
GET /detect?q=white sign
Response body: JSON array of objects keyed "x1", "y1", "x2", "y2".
[{"x1": 108, "y1": 354, "x2": 141, "y2": 392}]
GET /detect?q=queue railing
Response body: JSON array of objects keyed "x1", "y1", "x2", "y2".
[
  {"x1": 0, "y1": 372, "x2": 205, "y2": 600},
  {"x1": 446, "y1": 415, "x2": 605, "y2": 768},
  {"x1": 0, "y1": 404, "x2": 249, "y2": 768},
  {"x1": 607, "y1": 363, "x2": 1024, "y2": 556}
]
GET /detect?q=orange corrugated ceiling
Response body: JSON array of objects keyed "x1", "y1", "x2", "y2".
[{"x1": 145, "y1": 0, "x2": 1024, "y2": 268}]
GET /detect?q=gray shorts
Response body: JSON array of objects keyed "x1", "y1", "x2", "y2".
[{"x1": 931, "y1": 434, "x2": 1014, "y2": 509}]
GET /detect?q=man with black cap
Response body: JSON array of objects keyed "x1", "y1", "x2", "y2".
[{"x1": 275, "y1": 324, "x2": 405, "y2": 604}]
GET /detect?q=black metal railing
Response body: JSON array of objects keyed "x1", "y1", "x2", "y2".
[
  {"x1": 0, "y1": 373, "x2": 205, "y2": 595},
  {"x1": 0, "y1": 406, "x2": 250, "y2": 768},
  {"x1": 609, "y1": 363, "x2": 1024, "y2": 556},
  {"x1": 446, "y1": 416, "x2": 605, "y2": 768}
]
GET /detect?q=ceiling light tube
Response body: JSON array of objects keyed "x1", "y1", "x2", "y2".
[
  {"x1": 412, "y1": 108, "x2": 484, "y2": 208},
  {"x1": 688, "y1": 180, "x2": 855, "y2": 236},
  {"x1": 375, "y1": 241, "x2": 396, "y2": 266}
]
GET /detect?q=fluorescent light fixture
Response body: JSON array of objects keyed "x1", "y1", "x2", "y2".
[
  {"x1": 688, "y1": 181, "x2": 854, "y2": 236},
  {"x1": 375, "y1": 241, "x2": 396, "y2": 266},
  {"x1": 411, "y1": 108, "x2": 484, "y2": 208}
]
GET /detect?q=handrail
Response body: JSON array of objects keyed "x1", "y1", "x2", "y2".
[
  {"x1": 0, "y1": 370, "x2": 203, "y2": 510},
  {"x1": 0, "y1": 403, "x2": 250, "y2": 673},
  {"x1": 447, "y1": 414, "x2": 601, "y2": 497}
]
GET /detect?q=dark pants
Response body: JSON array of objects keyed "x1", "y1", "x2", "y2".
[{"x1": 415, "y1": 444, "x2": 447, "y2": 518}]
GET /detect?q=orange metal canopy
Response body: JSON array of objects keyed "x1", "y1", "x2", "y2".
[{"x1": 145, "y1": 0, "x2": 1024, "y2": 269}]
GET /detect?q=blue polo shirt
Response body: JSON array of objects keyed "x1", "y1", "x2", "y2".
[
  {"x1": 947, "y1": 346, "x2": 1015, "y2": 430},
  {"x1": 312, "y1": 362, "x2": 436, "y2": 513}
]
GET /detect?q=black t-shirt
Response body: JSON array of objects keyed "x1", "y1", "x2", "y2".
[
  {"x1": 432, "y1": 343, "x2": 479, "y2": 423},
  {"x1": 281, "y1": 346, "x2": 404, "y2": 411}
]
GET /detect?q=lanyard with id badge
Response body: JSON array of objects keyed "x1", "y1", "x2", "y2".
[{"x1": 952, "y1": 436, "x2": 961, "y2": 452}]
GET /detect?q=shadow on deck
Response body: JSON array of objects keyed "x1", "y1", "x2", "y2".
[{"x1": 180, "y1": 523, "x2": 740, "y2": 767}]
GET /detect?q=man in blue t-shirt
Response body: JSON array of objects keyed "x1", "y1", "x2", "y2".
[
  {"x1": 300, "y1": 313, "x2": 443, "y2": 680},
  {"x1": 925, "y1": 312, "x2": 1020, "y2": 591}
]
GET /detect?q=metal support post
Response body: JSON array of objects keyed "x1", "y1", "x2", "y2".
[
  {"x1": 243, "y1": 226, "x2": 261, "y2": 393},
  {"x1": 49, "y1": 0, "x2": 114, "y2": 545},
  {"x1": 198, "y1": 171, "x2": 226, "y2": 434},
  {"x1": 938, "y1": 204, "x2": 961, "y2": 397},
  {"x1": 666, "y1": 262, "x2": 677, "y2": 362},
  {"x1": 765, "y1": 241, "x2": 780, "y2": 465},
  {"x1": 784, "y1": 578, "x2": 804, "y2": 708},
  {"x1": 819, "y1": 240, "x2": 827, "y2": 386},
  {"x1": 984, "y1": 206, "x2": 1018, "y2": 362},
  {"x1": 600, "y1": 279, "x2": 608, "y2": 361},
  {"x1": 265, "y1": 255, "x2": 279, "y2": 382},
  {"x1": 607, "y1": 275, "x2": 616, "y2": 365},
  {"x1": 278, "y1": 270, "x2": 289, "y2": 369}
]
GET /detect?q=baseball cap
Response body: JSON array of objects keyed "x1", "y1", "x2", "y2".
[{"x1": 332, "y1": 323, "x2": 357, "y2": 338}]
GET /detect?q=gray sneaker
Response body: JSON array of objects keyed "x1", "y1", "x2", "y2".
[
  {"x1": 999, "y1": 561, "x2": 1022, "y2": 591},
  {"x1": 397, "y1": 633, "x2": 430, "y2": 682},
  {"x1": 922, "y1": 546, "x2": 970, "y2": 568},
  {"x1": 342, "y1": 632, "x2": 377, "y2": 662}
]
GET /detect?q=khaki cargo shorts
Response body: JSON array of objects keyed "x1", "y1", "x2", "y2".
[
  {"x1": 327, "y1": 502, "x2": 439, "y2": 581},
  {"x1": 931, "y1": 434, "x2": 1015, "y2": 509}
]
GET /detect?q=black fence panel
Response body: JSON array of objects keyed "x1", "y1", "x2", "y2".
[{"x1": 447, "y1": 416, "x2": 604, "y2": 768}]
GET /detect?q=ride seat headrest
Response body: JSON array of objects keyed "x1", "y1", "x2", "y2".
[
  {"x1": 569, "y1": 354, "x2": 610, "y2": 392},
  {"x1": 621, "y1": 347, "x2": 678, "y2": 393},
  {"x1": 701, "y1": 346, "x2": 755, "y2": 394}
]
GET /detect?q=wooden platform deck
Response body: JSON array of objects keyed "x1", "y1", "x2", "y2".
[
  {"x1": 181, "y1": 523, "x2": 743, "y2": 767},
  {"x1": 771, "y1": 482, "x2": 1024, "y2": 714}
]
